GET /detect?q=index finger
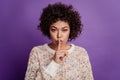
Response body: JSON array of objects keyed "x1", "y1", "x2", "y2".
[{"x1": 57, "y1": 39, "x2": 62, "y2": 50}]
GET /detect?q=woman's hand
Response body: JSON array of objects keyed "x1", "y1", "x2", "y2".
[{"x1": 53, "y1": 40, "x2": 68, "y2": 63}]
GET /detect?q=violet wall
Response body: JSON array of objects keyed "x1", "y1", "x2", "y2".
[{"x1": 0, "y1": 0, "x2": 120, "y2": 80}]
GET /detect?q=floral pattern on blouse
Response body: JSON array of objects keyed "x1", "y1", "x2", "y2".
[{"x1": 25, "y1": 44, "x2": 94, "y2": 80}]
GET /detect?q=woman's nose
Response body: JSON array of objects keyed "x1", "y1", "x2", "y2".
[{"x1": 57, "y1": 31, "x2": 62, "y2": 38}]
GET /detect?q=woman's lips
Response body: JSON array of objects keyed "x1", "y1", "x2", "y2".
[{"x1": 56, "y1": 40, "x2": 63, "y2": 44}]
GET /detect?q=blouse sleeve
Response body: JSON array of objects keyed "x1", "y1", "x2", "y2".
[
  {"x1": 81, "y1": 49, "x2": 94, "y2": 80},
  {"x1": 24, "y1": 47, "x2": 42, "y2": 80}
]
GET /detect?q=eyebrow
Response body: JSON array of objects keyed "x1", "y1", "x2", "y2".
[
  {"x1": 50, "y1": 26, "x2": 69, "y2": 28},
  {"x1": 50, "y1": 26, "x2": 57, "y2": 28}
]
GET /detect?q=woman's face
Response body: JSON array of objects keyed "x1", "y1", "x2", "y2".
[{"x1": 49, "y1": 20, "x2": 70, "y2": 46}]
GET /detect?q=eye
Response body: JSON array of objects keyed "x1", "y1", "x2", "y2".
[
  {"x1": 51, "y1": 28, "x2": 56, "y2": 32},
  {"x1": 62, "y1": 29, "x2": 68, "y2": 32}
]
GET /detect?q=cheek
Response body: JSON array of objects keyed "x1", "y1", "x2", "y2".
[
  {"x1": 66, "y1": 31, "x2": 70, "y2": 37},
  {"x1": 50, "y1": 32, "x2": 57, "y2": 40},
  {"x1": 64, "y1": 32, "x2": 70, "y2": 40}
]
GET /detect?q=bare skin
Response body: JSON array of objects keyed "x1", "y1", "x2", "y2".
[
  {"x1": 53, "y1": 39, "x2": 68, "y2": 63},
  {"x1": 48, "y1": 20, "x2": 71, "y2": 64}
]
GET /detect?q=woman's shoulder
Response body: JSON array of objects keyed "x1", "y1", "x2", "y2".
[
  {"x1": 73, "y1": 44, "x2": 89, "y2": 56},
  {"x1": 74, "y1": 44, "x2": 87, "y2": 52},
  {"x1": 73, "y1": 44, "x2": 89, "y2": 59},
  {"x1": 31, "y1": 43, "x2": 47, "y2": 52}
]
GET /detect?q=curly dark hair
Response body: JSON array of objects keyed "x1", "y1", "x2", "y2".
[{"x1": 38, "y1": 2, "x2": 83, "y2": 41}]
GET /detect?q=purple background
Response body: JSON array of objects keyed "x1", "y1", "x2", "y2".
[{"x1": 0, "y1": 0, "x2": 120, "y2": 80}]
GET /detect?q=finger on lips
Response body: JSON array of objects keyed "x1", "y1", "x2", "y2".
[
  {"x1": 54, "y1": 39, "x2": 68, "y2": 63},
  {"x1": 57, "y1": 39, "x2": 62, "y2": 51}
]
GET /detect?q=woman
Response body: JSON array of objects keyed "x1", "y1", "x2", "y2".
[{"x1": 25, "y1": 2, "x2": 94, "y2": 80}]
